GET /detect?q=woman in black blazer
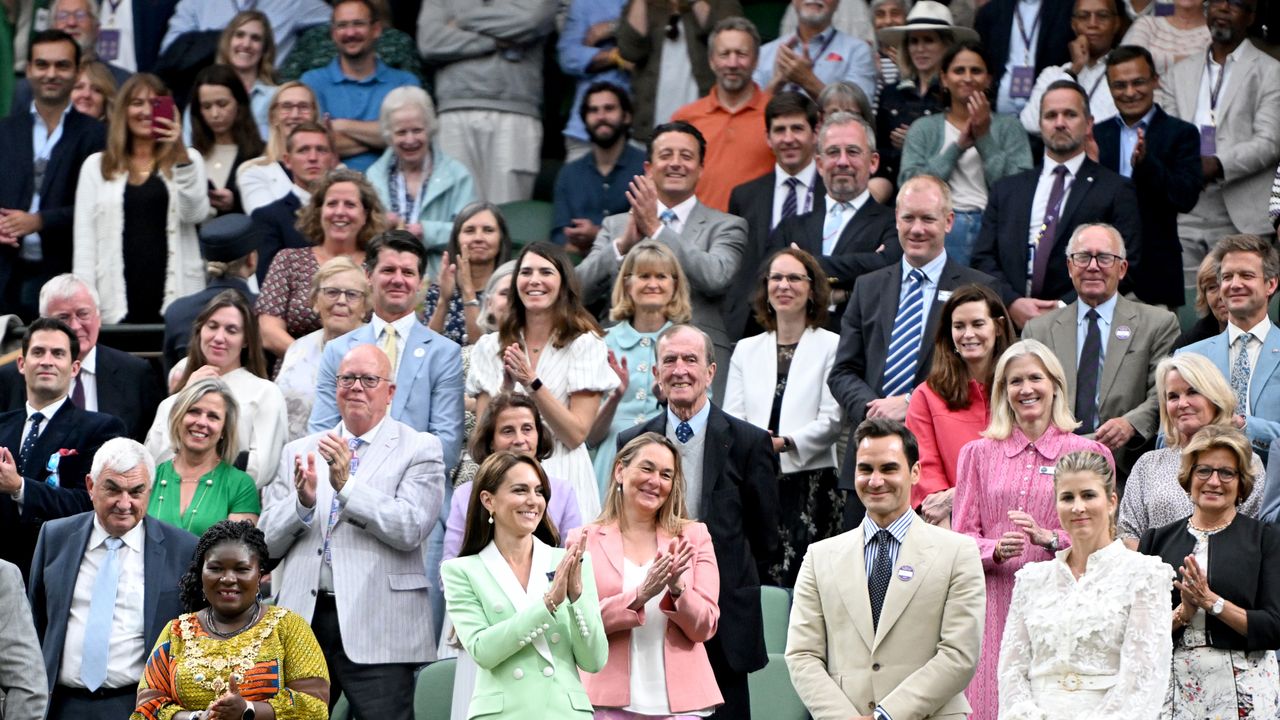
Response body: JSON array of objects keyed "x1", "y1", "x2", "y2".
[{"x1": 1138, "y1": 425, "x2": 1280, "y2": 719}]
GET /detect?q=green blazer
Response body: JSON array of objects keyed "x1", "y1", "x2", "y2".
[
  {"x1": 442, "y1": 539, "x2": 608, "y2": 719},
  {"x1": 898, "y1": 112, "x2": 1034, "y2": 192}
]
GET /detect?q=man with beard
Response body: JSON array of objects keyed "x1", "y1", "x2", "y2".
[
  {"x1": 972, "y1": 80, "x2": 1140, "y2": 329},
  {"x1": 754, "y1": 0, "x2": 876, "y2": 104},
  {"x1": 551, "y1": 82, "x2": 646, "y2": 255},
  {"x1": 1164, "y1": 0, "x2": 1280, "y2": 283},
  {"x1": 301, "y1": 0, "x2": 417, "y2": 172},
  {"x1": 0, "y1": 30, "x2": 105, "y2": 320},
  {"x1": 672, "y1": 17, "x2": 774, "y2": 212}
]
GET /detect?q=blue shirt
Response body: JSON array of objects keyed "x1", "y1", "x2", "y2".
[
  {"x1": 1116, "y1": 106, "x2": 1156, "y2": 178},
  {"x1": 551, "y1": 144, "x2": 646, "y2": 245},
  {"x1": 862, "y1": 509, "x2": 913, "y2": 584},
  {"x1": 24, "y1": 101, "x2": 71, "y2": 262},
  {"x1": 753, "y1": 27, "x2": 876, "y2": 103},
  {"x1": 301, "y1": 58, "x2": 420, "y2": 172},
  {"x1": 666, "y1": 397, "x2": 712, "y2": 441},
  {"x1": 556, "y1": 0, "x2": 632, "y2": 142}
]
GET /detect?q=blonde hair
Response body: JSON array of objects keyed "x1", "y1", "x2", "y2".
[
  {"x1": 608, "y1": 241, "x2": 693, "y2": 323},
  {"x1": 166, "y1": 378, "x2": 240, "y2": 465},
  {"x1": 595, "y1": 433, "x2": 692, "y2": 535},
  {"x1": 77, "y1": 59, "x2": 118, "y2": 120},
  {"x1": 215, "y1": 10, "x2": 278, "y2": 84},
  {"x1": 259, "y1": 81, "x2": 319, "y2": 163},
  {"x1": 984, "y1": 339, "x2": 1080, "y2": 439},
  {"x1": 1054, "y1": 450, "x2": 1118, "y2": 538},
  {"x1": 1155, "y1": 354, "x2": 1236, "y2": 447}
]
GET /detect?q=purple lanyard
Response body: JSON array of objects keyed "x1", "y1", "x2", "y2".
[
  {"x1": 1014, "y1": 5, "x2": 1041, "y2": 54},
  {"x1": 1205, "y1": 49, "x2": 1229, "y2": 123}
]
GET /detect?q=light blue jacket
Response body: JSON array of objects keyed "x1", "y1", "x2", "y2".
[
  {"x1": 1178, "y1": 327, "x2": 1280, "y2": 462},
  {"x1": 366, "y1": 144, "x2": 476, "y2": 277}
]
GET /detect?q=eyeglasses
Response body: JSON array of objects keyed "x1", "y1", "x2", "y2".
[
  {"x1": 767, "y1": 273, "x2": 811, "y2": 285},
  {"x1": 1192, "y1": 464, "x2": 1238, "y2": 481},
  {"x1": 334, "y1": 19, "x2": 372, "y2": 31},
  {"x1": 666, "y1": 13, "x2": 680, "y2": 40},
  {"x1": 54, "y1": 10, "x2": 90, "y2": 22},
  {"x1": 1071, "y1": 10, "x2": 1116, "y2": 20},
  {"x1": 336, "y1": 374, "x2": 391, "y2": 389},
  {"x1": 277, "y1": 102, "x2": 312, "y2": 114},
  {"x1": 1108, "y1": 77, "x2": 1153, "y2": 92},
  {"x1": 320, "y1": 287, "x2": 363, "y2": 302},
  {"x1": 1067, "y1": 252, "x2": 1122, "y2": 268}
]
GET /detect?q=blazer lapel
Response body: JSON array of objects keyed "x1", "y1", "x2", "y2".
[
  {"x1": 479, "y1": 540, "x2": 555, "y2": 666},
  {"x1": 1057, "y1": 162, "x2": 1098, "y2": 242},
  {"x1": 1252, "y1": 330, "x2": 1280, "y2": 410},
  {"x1": 1054, "y1": 304, "x2": 1080, "y2": 399},
  {"x1": 1099, "y1": 298, "x2": 1137, "y2": 401},
  {"x1": 873, "y1": 518, "x2": 932, "y2": 651},
  {"x1": 1215, "y1": 42, "x2": 1255, "y2": 120},
  {"x1": 832, "y1": 201, "x2": 875, "y2": 255},
  {"x1": 52, "y1": 515, "x2": 95, "y2": 627},
  {"x1": 700, "y1": 408, "x2": 732, "y2": 517},
  {"x1": 593, "y1": 525, "x2": 625, "y2": 578},
  {"x1": 834, "y1": 527, "x2": 875, "y2": 651},
  {"x1": 351, "y1": 419, "x2": 397, "y2": 486},
  {"x1": 877, "y1": 264, "x2": 905, "y2": 351},
  {"x1": 13, "y1": 112, "x2": 36, "y2": 199},
  {"x1": 392, "y1": 325, "x2": 429, "y2": 418},
  {"x1": 30, "y1": 403, "x2": 78, "y2": 480},
  {"x1": 683, "y1": 202, "x2": 711, "y2": 249},
  {"x1": 142, "y1": 517, "x2": 169, "y2": 645}
]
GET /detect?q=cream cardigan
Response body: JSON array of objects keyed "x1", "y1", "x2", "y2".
[{"x1": 73, "y1": 151, "x2": 213, "y2": 323}]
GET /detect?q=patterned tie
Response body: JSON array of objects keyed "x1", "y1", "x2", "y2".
[
  {"x1": 780, "y1": 177, "x2": 800, "y2": 222},
  {"x1": 821, "y1": 201, "x2": 850, "y2": 256},
  {"x1": 18, "y1": 411, "x2": 44, "y2": 476},
  {"x1": 881, "y1": 270, "x2": 928, "y2": 398},
  {"x1": 660, "y1": 209, "x2": 677, "y2": 227},
  {"x1": 71, "y1": 376, "x2": 86, "y2": 409},
  {"x1": 1075, "y1": 309, "x2": 1102, "y2": 434},
  {"x1": 1030, "y1": 165, "x2": 1070, "y2": 297},
  {"x1": 675, "y1": 421, "x2": 693, "y2": 444},
  {"x1": 380, "y1": 325, "x2": 399, "y2": 376},
  {"x1": 1231, "y1": 333, "x2": 1253, "y2": 415},
  {"x1": 323, "y1": 438, "x2": 362, "y2": 567},
  {"x1": 81, "y1": 536, "x2": 124, "y2": 691},
  {"x1": 868, "y1": 530, "x2": 893, "y2": 631}
]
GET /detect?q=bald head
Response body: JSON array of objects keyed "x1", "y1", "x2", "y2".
[{"x1": 336, "y1": 344, "x2": 395, "y2": 435}]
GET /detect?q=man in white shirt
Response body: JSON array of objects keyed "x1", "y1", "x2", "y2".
[
  {"x1": 261, "y1": 343, "x2": 444, "y2": 720},
  {"x1": 1017, "y1": 0, "x2": 1123, "y2": 134},
  {"x1": 27, "y1": 437, "x2": 196, "y2": 720}
]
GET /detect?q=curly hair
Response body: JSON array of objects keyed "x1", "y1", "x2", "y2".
[
  {"x1": 178, "y1": 520, "x2": 271, "y2": 612},
  {"x1": 295, "y1": 168, "x2": 388, "y2": 250}
]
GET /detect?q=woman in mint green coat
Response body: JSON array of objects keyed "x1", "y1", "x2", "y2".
[{"x1": 441, "y1": 451, "x2": 608, "y2": 719}]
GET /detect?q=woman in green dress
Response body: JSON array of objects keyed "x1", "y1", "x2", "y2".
[
  {"x1": 147, "y1": 378, "x2": 260, "y2": 535},
  {"x1": 133, "y1": 520, "x2": 330, "y2": 720}
]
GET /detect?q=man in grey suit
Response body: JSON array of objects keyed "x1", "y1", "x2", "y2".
[
  {"x1": 261, "y1": 343, "x2": 445, "y2": 720},
  {"x1": 577, "y1": 120, "x2": 747, "y2": 399},
  {"x1": 27, "y1": 438, "x2": 195, "y2": 720},
  {"x1": 1164, "y1": 0, "x2": 1280, "y2": 282},
  {"x1": 1023, "y1": 223, "x2": 1180, "y2": 473},
  {"x1": 828, "y1": 175, "x2": 992, "y2": 528},
  {"x1": 0, "y1": 558, "x2": 46, "y2": 720}
]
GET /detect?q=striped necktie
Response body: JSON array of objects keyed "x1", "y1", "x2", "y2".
[
  {"x1": 780, "y1": 177, "x2": 800, "y2": 222},
  {"x1": 881, "y1": 269, "x2": 927, "y2": 398}
]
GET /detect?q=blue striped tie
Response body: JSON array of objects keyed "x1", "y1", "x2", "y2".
[{"x1": 881, "y1": 269, "x2": 927, "y2": 398}]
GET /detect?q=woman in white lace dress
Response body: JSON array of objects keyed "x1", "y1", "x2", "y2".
[
  {"x1": 468, "y1": 242, "x2": 619, "y2": 520},
  {"x1": 999, "y1": 450, "x2": 1174, "y2": 720}
]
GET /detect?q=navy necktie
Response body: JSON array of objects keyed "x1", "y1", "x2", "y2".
[
  {"x1": 1075, "y1": 308, "x2": 1102, "y2": 433},
  {"x1": 18, "y1": 411, "x2": 44, "y2": 475},
  {"x1": 868, "y1": 530, "x2": 893, "y2": 631},
  {"x1": 675, "y1": 421, "x2": 693, "y2": 444}
]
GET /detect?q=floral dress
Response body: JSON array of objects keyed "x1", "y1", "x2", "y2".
[{"x1": 132, "y1": 606, "x2": 329, "y2": 720}]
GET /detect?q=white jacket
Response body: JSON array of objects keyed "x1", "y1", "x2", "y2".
[{"x1": 73, "y1": 151, "x2": 213, "y2": 323}]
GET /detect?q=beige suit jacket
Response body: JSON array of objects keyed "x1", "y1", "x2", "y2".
[{"x1": 785, "y1": 517, "x2": 984, "y2": 720}]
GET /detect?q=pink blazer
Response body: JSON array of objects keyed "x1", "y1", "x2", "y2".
[{"x1": 568, "y1": 521, "x2": 723, "y2": 714}]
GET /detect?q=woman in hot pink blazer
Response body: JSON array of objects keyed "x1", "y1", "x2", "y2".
[{"x1": 568, "y1": 432, "x2": 722, "y2": 719}]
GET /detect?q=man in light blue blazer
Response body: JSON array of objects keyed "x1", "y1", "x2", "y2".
[{"x1": 1177, "y1": 234, "x2": 1280, "y2": 463}]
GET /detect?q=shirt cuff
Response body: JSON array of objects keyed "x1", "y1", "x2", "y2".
[
  {"x1": 10, "y1": 479, "x2": 23, "y2": 504},
  {"x1": 612, "y1": 239, "x2": 625, "y2": 262},
  {"x1": 295, "y1": 497, "x2": 315, "y2": 524},
  {"x1": 874, "y1": 706, "x2": 892, "y2": 720}
]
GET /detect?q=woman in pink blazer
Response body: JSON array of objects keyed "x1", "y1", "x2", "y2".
[{"x1": 568, "y1": 432, "x2": 722, "y2": 719}]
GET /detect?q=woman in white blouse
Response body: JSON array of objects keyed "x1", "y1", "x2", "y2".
[
  {"x1": 999, "y1": 450, "x2": 1174, "y2": 720},
  {"x1": 147, "y1": 291, "x2": 287, "y2": 490},
  {"x1": 724, "y1": 247, "x2": 842, "y2": 587}
]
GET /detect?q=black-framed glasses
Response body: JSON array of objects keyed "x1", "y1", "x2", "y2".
[
  {"x1": 1192, "y1": 464, "x2": 1238, "y2": 481},
  {"x1": 320, "y1": 287, "x2": 363, "y2": 302},
  {"x1": 767, "y1": 273, "x2": 812, "y2": 285},
  {"x1": 1067, "y1": 252, "x2": 1122, "y2": 268},
  {"x1": 337, "y1": 374, "x2": 391, "y2": 389},
  {"x1": 666, "y1": 13, "x2": 681, "y2": 40}
]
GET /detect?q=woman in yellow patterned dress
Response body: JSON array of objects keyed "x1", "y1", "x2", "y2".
[{"x1": 132, "y1": 521, "x2": 330, "y2": 720}]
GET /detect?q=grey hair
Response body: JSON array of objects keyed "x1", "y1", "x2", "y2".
[
  {"x1": 707, "y1": 16, "x2": 761, "y2": 54},
  {"x1": 817, "y1": 82, "x2": 874, "y2": 124},
  {"x1": 1064, "y1": 223, "x2": 1126, "y2": 259},
  {"x1": 52, "y1": 0, "x2": 101, "y2": 20},
  {"x1": 870, "y1": 0, "x2": 912, "y2": 11},
  {"x1": 91, "y1": 438, "x2": 157, "y2": 487},
  {"x1": 657, "y1": 323, "x2": 716, "y2": 366},
  {"x1": 38, "y1": 274, "x2": 100, "y2": 315},
  {"x1": 378, "y1": 85, "x2": 437, "y2": 143},
  {"x1": 477, "y1": 260, "x2": 518, "y2": 334},
  {"x1": 819, "y1": 110, "x2": 877, "y2": 154}
]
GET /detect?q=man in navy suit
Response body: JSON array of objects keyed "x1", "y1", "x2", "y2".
[
  {"x1": 772, "y1": 111, "x2": 898, "y2": 326},
  {"x1": 28, "y1": 438, "x2": 196, "y2": 720},
  {"x1": 251, "y1": 122, "x2": 338, "y2": 283},
  {"x1": 0, "y1": 30, "x2": 105, "y2": 320},
  {"x1": 972, "y1": 79, "x2": 1141, "y2": 329},
  {"x1": 1093, "y1": 46, "x2": 1202, "y2": 309},
  {"x1": 619, "y1": 324, "x2": 779, "y2": 719},
  {"x1": 0, "y1": 318, "x2": 126, "y2": 580},
  {"x1": 0, "y1": 275, "x2": 162, "y2": 442},
  {"x1": 727, "y1": 91, "x2": 826, "y2": 340}
]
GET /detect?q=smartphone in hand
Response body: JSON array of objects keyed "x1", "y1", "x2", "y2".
[{"x1": 149, "y1": 96, "x2": 176, "y2": 140}]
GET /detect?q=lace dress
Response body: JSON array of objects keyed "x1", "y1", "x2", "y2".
[{"x1": 998, "y1": 540, "x2": 1174, "y2": 720}]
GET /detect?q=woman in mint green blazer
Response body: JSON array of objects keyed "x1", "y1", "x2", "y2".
[{"x1": 441, "y1": 451, "x2": 608, "y2": 719}]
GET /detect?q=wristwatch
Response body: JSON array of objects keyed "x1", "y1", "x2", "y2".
[
  {"x1": 529, "y1": 378, "x2": 544, "y2": 392},
  {"x1": 1210, "y1": 596, "x2": 1225, "y2": 616}
]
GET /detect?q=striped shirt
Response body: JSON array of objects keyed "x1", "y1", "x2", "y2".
[{"x1": 862, "y1": 509, "x2": 914, "y2": 579}]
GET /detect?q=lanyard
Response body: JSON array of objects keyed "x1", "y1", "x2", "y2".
[
  {"x1": 390, "y1": 159, "x2": 430, "y2": 224},
  {"x1": 103, "y1": 0, "x2": 124, "y2": 15},
  {"x1": 1205, "y1": 49, "x2": 1229, "y2": 123},
  {"x1": 792, "y1": 28, "x2": 836, "y2": 64},
  {"x1": 1014, "y1": 5, "x2": 1041, "y2": 53}
]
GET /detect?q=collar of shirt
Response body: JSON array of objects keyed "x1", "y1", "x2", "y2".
[
  {"x1": 1209, "y1": 41, "x2": 1250, "y2": 70},
  {"x1": 1078, "y1": 292, "x2": 1118, "y2": 327},
  {"x1": 712, "y1": 82, "x2": 767, "y2": 114},
  {"x1": 90, "y1": 513, "x2": 145, "y2": 554},
  {"x1": 666, "y1": 398, "x2": 712, "y2": 437},
  {"x1": 80, "y1": 345, "x2": 98, "y2": 375},
  {"x1": 901, "y1": 250, "x2": 947, "y2": 287},
  {"x1": 1001, "y1": 424, "x2": 1071, "y2": 459},
  {"x1": 1040, "y1": 151, "x2": 1087, "y2": 179},
  {"x1": 1229, "y1": 315, "x2": 1273, "y2": 345},
  {"x1": 26, "y1": 395, "x2": 68, "y2": 423},
  {"x1": 370, "y1": 312, "x2": 418, "y2": 347},
  {"x1": 29, "y1": 100, "x2": 73, "y2": 129},
  {"x1": 658, "y1": 194, "x2": 699, "y2": 226},
  {"x1": 250, "y1": 79, "x2": 274, "y2": 101},
  {"x1": 802, "y1": 26, "x2": 837, "y2": 52},
  {"x1": 776, "y1": 161, "x2": 818, "y2": 192},
  {"x1": 862, "y1": 508, "x2": 914, "y2": 546},
  {"x1": 827, "y1": 189, "x2": 870, "y2": 216},
  {"x1": 1118, "y1": 105, "x2": 1157, "y2": 132},
  {"x1": 327, "y1": 56, "x2": 392, "y2": 85},
  {"x1": 338, "y1": 414, "x2": 387, "y2": 449}
]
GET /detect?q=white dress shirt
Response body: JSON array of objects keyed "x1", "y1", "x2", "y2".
[
  {"x1": 77, "y1": 346, "x2": 100, "y2": 412},
  {"x1": 97, "y1": 0, "x2": 138, "y2": 72},
  {"x1": 1194, "y1": 44, "x2": 1248, "y2": 128},
  {"x1": 771, "y1": 161, "x2": 818, "y2": 229},
  {"x1": 1228, "y1": 315, "x2": 1272, "y2": 414},
  {"x1": 58, "y1": 516, "x2": 147, "y2": 689},
  {"x1": 1027, "y1": 152, "x2": 1087, "y2": 247}
]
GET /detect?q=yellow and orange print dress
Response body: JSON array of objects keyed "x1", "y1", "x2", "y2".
[{"x1": 132, "y1": 605, "x2": 331, "y2": 720}]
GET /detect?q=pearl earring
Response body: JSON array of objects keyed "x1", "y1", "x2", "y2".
[{"x1": 487, "y1": 514, "x2": 494, "y2": 525}]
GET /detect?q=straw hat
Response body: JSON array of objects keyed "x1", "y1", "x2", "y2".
[{"x1": 876, "y1": 1, "x2": 979, "y2": 46}]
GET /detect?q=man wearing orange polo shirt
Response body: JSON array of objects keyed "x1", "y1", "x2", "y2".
[{"x1": 672, "y1": 16, "x2": 774, "y2": 212}]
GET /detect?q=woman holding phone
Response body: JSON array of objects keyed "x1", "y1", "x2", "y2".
[{"x1": 74, "y1": 73, "x2": 212, "y2": 324}]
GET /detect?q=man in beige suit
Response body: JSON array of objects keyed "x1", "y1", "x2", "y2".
[
  {"x1": 1023, "y1": 223, "x2": 1180, "y2": 472},
  {"x1": 785, "y1": 418, "x2": 984, "y2": 720}
]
